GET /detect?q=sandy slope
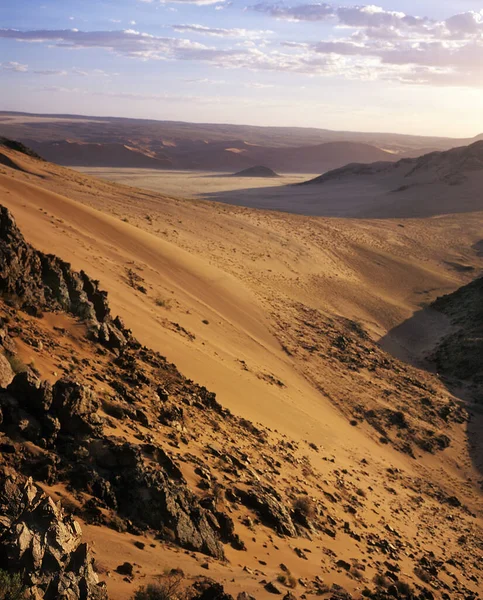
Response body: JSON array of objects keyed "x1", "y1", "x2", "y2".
[
  {"x1": 1, "y1": 153, "x2": 483, "y2": 426},
  {"x1": 0, "y1": 166, "x2": 374, "y2": 454},
  {"x1": 1, "y1": 148, "x2": 483, "y2": 598}
]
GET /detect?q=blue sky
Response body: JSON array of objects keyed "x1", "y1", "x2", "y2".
[{"x1": 1, "y1": 0, "x2": 483, "y2": 136}]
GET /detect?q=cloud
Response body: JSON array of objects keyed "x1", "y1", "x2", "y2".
[
  {"x1": 0, "y1": 28, "x2": 209, "y2": 60},
  {"x1": 172, "y1": 23, "x2": 272, "y2": 38},
  {"x1": 33, "y1": 69, "x2": 68, "y2": 75},
  {"x1": 1, "y1": 61, "x2": 28, "y2": 72},
  {"x1": 251, "y1": 4, "x2": 483, "y2": 86},
  {"x1": 3, "y1": 7, "x2": 483, "y2": 89},
  {"x1": 140, "y1": 0, "x2": 226, "y2": 5},
  {"x1": 252, "y1": 2, "x2": 334, "y2": 22}
]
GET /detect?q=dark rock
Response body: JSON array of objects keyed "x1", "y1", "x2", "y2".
[
  {"x1": 336, "y1": 559, "x2": 352, "y2": 571},
  {"x1": 116, "y1": 562, "x2": 134, "y2": 576},
  {"x1": 52, "y1": 379, "x2": 101, "y2": 436},
  {"x1": 265, "y1": 582, "x2": 283, "y2": 594},
  {"x1": 0, "y1": 467, "x2": 107, "y2": 600},
  {"x1": 8, "y1": 370, "x2": 53, "y2": 416},
  {"x1": 238, "y1": 593, "x2": 257, "y2": 600},
  {"x1": 192, "y1": 580, "x2": 234, "y2": 600},
  {"x1": 235, "y1": 485, "x2": 297, "y2": 537}
]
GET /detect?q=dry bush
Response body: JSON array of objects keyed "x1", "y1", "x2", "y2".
[
  {"x1": 373, "y1": 573, "x2": 389, "y2": 588},
  {"x1": 293, "y1": 495, "x2": 316, "y2": 519},
  {"x1": 0, "y1": 571, "x2": 27, "y2": 600},
  {"x1": 6, "y1": 354, "x2": 27, "y2": 374},
  {"x1": 277, "y1": 572, "x2": 297, "y2": 589},
  {"x1": 155, "y1": 297, "x2": 172, "y2": 309},
  {"x1": 132, "y1": 572, "x2": 185, "y2": 600}
]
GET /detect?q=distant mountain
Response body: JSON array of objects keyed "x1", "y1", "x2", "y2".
[
  {"x1": 294, "y1": 141, "x2": 483, "y2": 218},
  {"x1": 27, "y1": 140, "x2": 173, "y2": 169},
  {"x1": 233, "y1": 165, "x2": 280, "y2": 177},
  {"x1": 303, "y1": 140, "x2": 483, "y2": 187},
  {"x1": 0, "y1": 111, "x2": 475, "y2": 166},
  {"x1": 23, "y1": 136, "x2": 397, "y2": 173}
]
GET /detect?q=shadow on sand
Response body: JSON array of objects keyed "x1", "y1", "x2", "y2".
[{"x1": 380, "y1": 304, "x2": 483, "y2": 481}]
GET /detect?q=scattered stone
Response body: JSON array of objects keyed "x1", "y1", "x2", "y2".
[
  {"x1": 265, "y1": 582, "x2": 283, "y2": 594},
  {"x1": 116, "y1": 562, "x2": 134, "y2": 577}
]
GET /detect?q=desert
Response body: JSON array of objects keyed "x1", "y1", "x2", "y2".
[{"x1": 1, "y1": 1, "x2": 483, "y2": 598}]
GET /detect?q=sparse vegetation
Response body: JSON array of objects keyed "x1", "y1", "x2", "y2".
[
  {"x1": 373, "y1": 573, "x2": 389, "y2": 588},
  {"x1": 293, "y1": 495, "x2": 316, "y2": 519},
  {"x1": 155, "y1": 296, "x2": 172, "y2": 309},
  {"x1": 201, "y1": 319, "x2": 209, "y2": 325},
  {"x1": 277, "y1": 571, "x2": 297, "y2": 589},
  {"x1": 0, "y1": 570, "x2": 27, "y2": 600},
  {"x1": 126, "y1": 268, "x2": 148, "y2": 294},
  {"x1": 132, "y1": 572, "x2": 185, "y2": 600},
  {"x1": 6, "y1": 353, "x2": 28, "y2": 374}
]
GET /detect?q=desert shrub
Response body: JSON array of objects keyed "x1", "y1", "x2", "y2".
[
  {"x1": 293, "y1": 495, "x2": 316, "y2": 519},
  {"x1": 0, "y1": 570, "x2": 27, "y2": 600},
  {"x1": 132, "y1": 572, "x2": 185, "y2": 600},
  {"x1": 155, "y1": 297, "x2": 172, "y2": 309},
  {"x1": 373, "y1": 573, "x2": 389, "y2": 588},
  {"x1": 414, "y1": 566, "x2": 432, "y2": 584},
  {"x1": 6, "y1": 354, "x2": 27, "y2": 374},
  {"x1": 395, "y1": 581, "x2": 414, "y2": 596},
  {"x1": 351, "y1": 567, "x2": 365, "y2": 581},
  {"x1": 277, "y1": 572, "x2": 297, "y2": 589}
]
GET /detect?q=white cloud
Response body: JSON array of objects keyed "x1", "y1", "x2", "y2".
[
  {"x1": 33, "y1": 69, "x2": 68, "y2": 75},
  {"x1": 172, "y1": 23, "x2": 272, "y2": 38},
  {"x1": 250, "y1": 4, "x2": 483, "y2": 86},
  {"x1": 140, "y1": 0, "x2": 226, "y2": 5},
  {"x1": 3, "y1": 5, "x2": 483, "y2": 89},
  {"x1": 1, "y1": 61, "x2": 28, "y2": 72}
]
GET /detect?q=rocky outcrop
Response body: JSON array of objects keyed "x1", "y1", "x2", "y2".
[
  {"x1": 1, "y1": 371, "x2": 232, "y2": 559},
  {"x1": 0, "y1": 206, "x2": 128, "y2": 351},
  {"x1": 430, "y1": 276, "x2": 483, "y2": 386},
  {"x1": 0, "y1": 467, "x2": 107, "y2": 600},
  {"x1": 235, "y1": 485, "x2": 297, "y2": 537},
  {"x1": 0, "y1": 204, "x2": 262, "y2": 566},
  {"x1": 0, "y1": 352, "x2": 13, "y2": 388}
]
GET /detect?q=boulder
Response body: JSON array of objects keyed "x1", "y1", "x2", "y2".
[
  {"x1": 0, "y1": 353, "x2": 14, "y2": 388},
  {"x1": 235, "y1": 485, "x2": 297, "y2": 537},
  {"x1": 0, "y1": 467, "x2": 107, "y2": 600},
  {"x1": 52, "y1": 379, "x2": 101, "y2": 436}
]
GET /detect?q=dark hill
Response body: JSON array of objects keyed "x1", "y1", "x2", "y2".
[{"x1": 233, "y1": 165, "x2": 280, "y2": 178}]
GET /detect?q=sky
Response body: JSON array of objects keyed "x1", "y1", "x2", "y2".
[{"x1": 1, "y1": 0, "x2": 483, "y2": 137}]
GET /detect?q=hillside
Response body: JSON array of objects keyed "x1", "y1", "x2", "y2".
[
  {"x1": 0, "y1": 140, "x2": 482, "y2": 599},
  {"x1": 28, "y1": 140, "x2": 173, "y2": 169},
  {"x1": 0, "y1": 111, "x2": 470, "y2": 173},
  {"x1": 26, "y1": 137, "x2": 395, "y2": 174},
  {"x1": 430, "y1": 276, "x2": 483, "y2": 386},
  {"x1": 0, "y1": 111, "x2": 474, "y2": 152},
  {"x1": 205, "y1": 141, "x2": 483, "y2": 218},
  {"x1": 304, "y1": 140, "x2": 483, "y2": 187}
]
